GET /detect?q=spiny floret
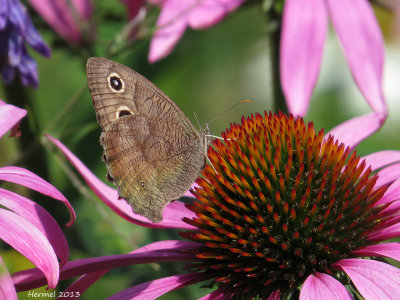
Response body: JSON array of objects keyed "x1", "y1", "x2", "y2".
[{"x1": 181, "y1": 111, "x2": 388, "y2": 299}]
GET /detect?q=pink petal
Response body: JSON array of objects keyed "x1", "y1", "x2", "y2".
[
  {"x1": 362, "y1": 151, "x2": 400, "y2": 171},
  {"x1": 0, "y1": 100, "x2": 27, "y2": 139},
  {"x1": 184, "y1": 182, "x2": 199, "y2": 196},
  {"x1": 188, "y1": 0, "x2": 245, "y2": 29},
  {"x1": 300, "y1": 272, "x2": 352, "y2": 300},
  {"x1": 162, "y1": 201, "x2": 197, "y2": 228},
  {"x1": 0, "y1": 166, "x2": 75, "y2": 227},
  {"x1": 333, "y1": 258, "x2": 400, "y2": 300},
  {"x1": 149, "y1": 0, "x2": 245, "y2": 62},
  {"x1": 367, "y1": 222, "x2": 400, "y2": 242},
  {"x1": 327, "y1": 112, "x2": 385, "y2": 150},
  {"x1": 0, "y1": 188, "x2": 69, "y2": 266},
  {"x1": 0, "y1": 209, "x2": 59, "y2": 289},
  {"x1": 58, "y1": 240, "x2": 200, "y2": 296},
  {"x1": 375, "y1": 162, "x2": 400, "y2": 187},
  {"x1": 107, "y1": 273, "x2": 208, "y2": 300},
  {"x1": 199, "y1": 286, "x2": 232, "y2": 300},
  {"x1": 13, "y1": 240, "x2": 197, "y2": 291},
  {"x1": 280, "y1": 0, "x2": 328, "y2": 116},
  {"x1": 148, "y1": 0, "x2": 192, "y2": 63},
  {"x1": 377, "y1": 178, "x2": 400, "y2": 208},
  {"x1": 352, "y1": 243, "x2": 400, "y2": 262},
  {"x1": 132, "y1": 240, "x2": 201, "y2": 254},
  {"x1": 326, "y1": 0, "x2": 387, "y2": 116},
  {"x1": 46, "y1": 134, "x2": 195, "y2": 229},
  {"x1": 0, "y1": 257, "x2": 18, "y2": 300},
  {"x1": 28, "y1": 0, "x2": 93, "y2": 45},
  {"x1": 59, "y1": 271, "x2": 108, "y2": 299},
  {"x1": 71, "y1": 0, "x2": 92, "y2": 19}
]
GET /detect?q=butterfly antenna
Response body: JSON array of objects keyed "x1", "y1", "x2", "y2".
[
  {"x1": 207, "y1": 99, "x2": 252, "y2": 126},
  {"x1": 193, "y1": 112, "x2": 202, "y2": 131}
]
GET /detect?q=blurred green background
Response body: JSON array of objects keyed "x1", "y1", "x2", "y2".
[{"x1": 0, "y1": 2, "x2": 399, "y2": 299}]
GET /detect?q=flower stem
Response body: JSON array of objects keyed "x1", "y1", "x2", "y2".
[
  {"x1": 43, "y1": 83, "x2": 87, "y2": 133},
  {"x1": 268, "y1": 9, "x2": 287, "y2": 114}
]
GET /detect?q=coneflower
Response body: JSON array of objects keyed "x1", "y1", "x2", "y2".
[
  {"x1": 181, "y1": 111, "x2": 394, "y2": 298},
  {"x1": 16, "y1": 111, "x2": 400, "y2": 299}
]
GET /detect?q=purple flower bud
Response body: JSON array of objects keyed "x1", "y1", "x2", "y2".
[
  {"x1": 1, "y1": 64, "x2": 15, "y2": 84},
  {"x1": 0, "y1": 0, "x2": 50, "y2": 87},
  {"x1": 0, "y1": 0, "x2": 8, "y2": 29},
  {"x1": 18, "y1": 51, "x2": 38, "y2": 88},
  {"x1": 23, "y1": 12, "x2": 50, "y2": 57}
]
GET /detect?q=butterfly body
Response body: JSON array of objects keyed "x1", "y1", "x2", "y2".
[{"x1": 86, "y1": 57, "x2": 206, "y2": 223}]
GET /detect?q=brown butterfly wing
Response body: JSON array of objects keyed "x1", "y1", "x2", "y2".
[{"x1": 86, "y1": 57, "x2": 205, "y2": 222}]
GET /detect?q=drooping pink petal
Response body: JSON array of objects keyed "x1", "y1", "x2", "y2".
[
  {"x1": 0, "y1": 166, "x2": 75, "y2": 226},
  {"x1": 0, "y1": 209, "x2": 59, "y2": 289},
  {"x1": 0, "y1": 257, "x2": 18, "y2": 300},
  {"x1": 199, "y1": 286, "x2": 232, "y2": 300},
  {"x1": 326, "y1": 0, "x2": 387, "y2": 116},
  {"x1": 327, "y1": 112, "x2": 385, "y2": 150},
  {"x1": 28, "y1": 0, "x2": 93, "y2": 45},
  {"x1": 0, "y1": 100, "x2": 27, "y2": 139},
  {"x1": 362, "y1": 151, "x2": 400, "y2": 171},
  {"x1": 367, "y1": 222, "x2": 400, "y2": 242},
  {"x1": 280, "y1": 0, "x2": 328, "y2": 116},
  {"x1": 59, "y1": 271, "x2": 108, "y2": 299},
  {"x1": 0, "y1": 188, "x2": 69, "y2": 266},
  {"x1": 377, "y1": 178, "x2": 400, "y2": 209},
  {"x1": 148, "y1": 0, "x2": 192, "y2": 63},
  {"x1": 132, "y1": 240, "x2": 201, "y2": 254},
  {"x1": 59, "y1": 240, "x2": 200, "y2": 296},
  {"x1": 188, "y1": 0, "x2": 245, "y2": 29},
  {"x1": 46, "y1": 134, "x2": 195, "y2": 229},
  {"x1": 161, "y1": 201, "x2": 197, "y2": 228},
  {"x1": 107, "y1": 273, "x2": 209, "y2": 300},
  {"x1": 13, "y1": 240, "x2": 197, "y2": 291},
  {"x1": 352, "y1": 243, "x2": 400, "y2": 262},
  {"x1": 375, "y1": 163, "x2": 400, "y2": 187},
  {"x1": 300, "y1": 272, "x2": 352, "y2": 300},
  {"x1": 333, "y1": 258, "x2": 400, "y2": 300}
]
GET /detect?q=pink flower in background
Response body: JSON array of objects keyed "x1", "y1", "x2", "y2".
[
  {"x1": 12, "y1": 110, "x2": 400, "y2": 299},
  {"x1": 0, "y1": 100, "x2": 75, "y2": 299},
  {"x1": 148, "y1": 0, "x2": 245, "y2": 63},
  {"x1": 280, "y1": 0, "x2": 387, "y2": 119},
  {"x1": 28, "y1": 0, "x2": 93, "y2": 45}
]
